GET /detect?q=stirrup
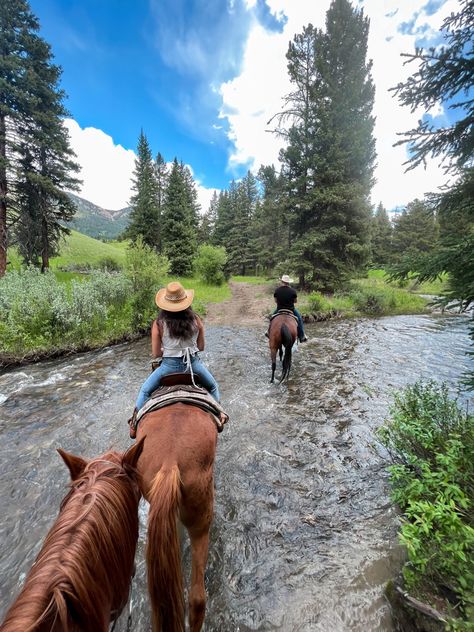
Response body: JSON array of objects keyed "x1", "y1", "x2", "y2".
[{"x1": 128, "y1": 408, "x2": 138, "y2": 439}]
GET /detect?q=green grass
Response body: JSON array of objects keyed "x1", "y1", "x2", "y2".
[
  {"x1": 7, "y1": 231, "x2": 128, "y2": 273},
  {"x1": 50, "y1": 231, "x2": 128, "y2": 268},
  {"x1": 231, "y1": 275, "x2": 271, "y2": 285},
  {"x1": 163, "y1": 276, "x2": 231, "y2": 304},
  {"x1": 368, "y1": 268, "x2": 448, "y2": 296},
  {"x1": 299, "y1": 274, "x2": 429, "y2": 319}
]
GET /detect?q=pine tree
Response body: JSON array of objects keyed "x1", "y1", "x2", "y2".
[
  {"x1": 1, "y1": 0, "x2": 79, "y2": 275},
  {"x1": 199, "y1": 191, "x2": 218, "y2": 244},
  {"x1": 213, "y1": 190, "x2": 234, "y2": 249},
  {"x1": 278, "y1": 0, "x2": 376, "y2": 289},
  {"x1": 161, "y1": 158, "x2": 197, "y2": 275},
  {"x1": 390, "y1": 0, "x2": 473, "y2": 312},
  {"x1": 391, "y1": 200, "x2": 438, "y2": 263},
  {"x1": 16, "y1": 33, "x2": 80, "y2": 270},
  {"x1": 370, "y1": 203, "x2": 393, "y2": 266},
  {"x1": 251, "y1": 165, "x2": 288, "y2": 274},
  {"x1": 226, "y1": 172, "x2": 257, "y2": 275},
  {"x1": 153, "y1": 151, "x2": 168, "y2": 252},
  {"x1": 126, "y1": 131, "x2": 160, "y2": 249}
]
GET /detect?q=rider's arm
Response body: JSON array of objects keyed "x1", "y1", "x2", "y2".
[
  {"x1": 195, "y1": 316, "x2": 205, "y2": 351},
  {"x1": 151, "y1": 320, "x2": 163, "y2": 357}
]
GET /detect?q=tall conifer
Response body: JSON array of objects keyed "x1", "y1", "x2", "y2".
[
  {"x1": 279, "y1": 0, "x2": 376, "y2": 289},
  {"x1": 126, "y1": 131, "x2": 160, "y2": 249},
  {"x1": 161, "y1": 158, "x2": 197, "y2": 275}
]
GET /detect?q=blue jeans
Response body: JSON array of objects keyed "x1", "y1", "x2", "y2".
[
  {"x1": 272, "y1": 308, "x2": 305, "y2": 340},
  {"x1": 136, "y1": 356, "x2": 220, "y2": 410}
]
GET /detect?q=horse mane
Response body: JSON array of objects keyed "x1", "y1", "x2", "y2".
[{"x1": 1, "y1": 451, "x2": 141, "y2": 632}]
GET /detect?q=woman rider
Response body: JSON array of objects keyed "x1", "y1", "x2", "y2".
[{"x1": 128, "y1": 281, "x2": 222, "y2": 436}]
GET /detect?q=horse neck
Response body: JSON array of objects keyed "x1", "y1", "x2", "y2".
[{"x1": 1, "y1": 467, "x2": 139, "y2": 631}]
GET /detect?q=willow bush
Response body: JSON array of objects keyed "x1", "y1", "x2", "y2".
[{"x1": 0, "y1": 241, "x2": 168, "y2": 356}]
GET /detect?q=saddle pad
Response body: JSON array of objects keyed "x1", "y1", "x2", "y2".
[
  {"x1": 270, "y1": 309, "x2": 298, "y2": 323},
  {"x1": 137, "y1": 385, "x2": 228, "y2": 432}
]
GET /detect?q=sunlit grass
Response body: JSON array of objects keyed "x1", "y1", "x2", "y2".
[
  {"x1": 231, "y1": 275, "x2": 271, "y2": 285},
  {"x1": 163, "y1": 276, "x2": 231, "y2": 304}
]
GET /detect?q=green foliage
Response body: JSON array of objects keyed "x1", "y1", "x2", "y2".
[
  {"x1": 0, "y1": 0, "x2": 80, "y2": 275},
  {"x1": 125, "y1": 236, "x2": 169, "y2": 328},
  {"x1": 0, "y1": 268, "x2": 133, "y2": 352},
  {"x1": 276, "y1": 0, "x2": 375, "y2": 290},
  {"x1": 125, "y1": 131, "x2": 161, "y2": 249},
  {"x1": 378, "y1": 382, "x2": 474, "y2": 623},
  {"x1": 371, "y1": 203, "x2": 393, "y2": 266},
  {"x1": 391, "y1": 199, "x2": 439, "y2": 263},
  {"x1": 161, "y1": 159, "x2": 197, "y2": 275},
  {"x1": 349, "y1": 286, "x2": 389, "y2": 315},
  {"x1": 298, "y1": 273, "x2": 429, "y2": 318},
  {"x1": 306, "y1": 291, "x2": 331, "y2": 313},
  {"x1": 194, "y1": 244, "x2": 227, "y2": 286}
]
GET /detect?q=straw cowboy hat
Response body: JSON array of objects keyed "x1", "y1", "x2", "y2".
[
  {"x1": 280, "y1": 274, "x2": 294, "y2": 284},
  {"x1": 155, "y1": 281, "x2": 195, "y2": 312}
]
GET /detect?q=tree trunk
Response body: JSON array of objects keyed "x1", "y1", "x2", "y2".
[{"x1": 0, "y1": 114, "x2": 8, "y2": 277}]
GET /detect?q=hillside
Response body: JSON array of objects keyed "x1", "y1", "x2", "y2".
[
  {"x1": 7, "y1": 230, "x2": 128, "y2": 271},
  {"x1": 67, "y1": 193, "x2": 131, "y2": 240}
]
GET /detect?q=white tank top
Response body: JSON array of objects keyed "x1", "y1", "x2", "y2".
[{"x1": 161, "y1": 321, "x2": 199, "y2": 358}]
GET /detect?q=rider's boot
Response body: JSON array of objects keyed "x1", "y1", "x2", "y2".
[{"x1": 128, "y1": 408, "x2": 138, "y2": 439}]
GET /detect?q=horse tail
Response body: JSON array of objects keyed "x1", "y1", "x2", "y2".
[
  {"x1": 280, "y1": 323, "x2": 293, "y2": 382},
  {"x1": 147, "y1": 464, "x2": 184, "y2": 632}
]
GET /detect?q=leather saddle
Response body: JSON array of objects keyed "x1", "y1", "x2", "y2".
[
  {"x1": 137, "y1": 372, "x2": 228, "y2": 432},
  {"x1": 270, "y1": 309, "x2": 298, "y2": 323}
]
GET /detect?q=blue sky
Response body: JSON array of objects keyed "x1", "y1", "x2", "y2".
[{"x1": 29, "y1": 0, "x2": 458, "y2": 211}]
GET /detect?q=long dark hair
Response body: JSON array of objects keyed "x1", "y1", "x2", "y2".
[{"x1": 157, "y1": 308, "x2": 198, "y2": 339}]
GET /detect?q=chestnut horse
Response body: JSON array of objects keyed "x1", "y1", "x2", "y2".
[
  {"x1": 269, "y1": 312, "x2": 297, "y2": 383},
  {"x1": 0, "y1": 439, "x2": 144, "y2": 632},
  {"x1": 136, "y1": 403, "x2": 218, "y2": 632}
]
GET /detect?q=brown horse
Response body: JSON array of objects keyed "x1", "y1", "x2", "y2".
[
  {"x1": 136, "y1": 403, "x2": 218, "y2": 632},
  {"x1": 269, "y1": 312, "x2": 297, "y2": 383},
  {"x1": 0, "y1": 439, "x2": 144, "y2": 632}
]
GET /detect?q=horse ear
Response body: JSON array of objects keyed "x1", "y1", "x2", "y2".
[
  {"x1": 57, "y1": 448, "x2": 88, "y2": 480},
  {"x1": 122, "y1": 436, "x2": 145, "y2": 470}
]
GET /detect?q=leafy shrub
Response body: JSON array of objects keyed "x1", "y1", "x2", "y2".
[
  {"x1": 306, "y1": 291, "x2": 330, "y2": 312},
  {"x1": 194, "y1": 245, "x2": 227, "y2": 286},
  {"x1": 125, "y1": 237, "x2": 169, "y2": 329},
  {"x1": 349, "y1": 287, "x2": 388, "y2": 315},
  {"x1": 0, "y1": 269, "x2": 68, "y2": 350},
  {"x1": 97, "y1": 256, "x2": 122, "y2": 272},
  {"x1": 378, "y1": 382, "x2": 474, "y2": 622}
]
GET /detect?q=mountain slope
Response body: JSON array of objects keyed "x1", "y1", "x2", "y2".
[{"x1": 67, "y1": 193, "x2": 131, "y2": 239}]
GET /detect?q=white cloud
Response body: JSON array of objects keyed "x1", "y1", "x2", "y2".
[
  {"x1": 219, "y1": 0, "x2": 455, "y2": 209},
  {"x1": 64, "y1": 119, "x2": 136, "y2": 210},
  {"x1": 65, "y1": 119, "x2": 216, "y2": 214}
]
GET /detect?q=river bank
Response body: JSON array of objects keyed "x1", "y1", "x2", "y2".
[{"x1": 0, "y1": 277, "x2": 450, "y2": 370}]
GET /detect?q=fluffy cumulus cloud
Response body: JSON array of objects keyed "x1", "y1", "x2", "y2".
[
  {"x1": 64, "y1": 119, "x2": 136, "y2": 210},
  {"x1": 65, "y1": 119, "x2": 216, "y2": 213},
  {"x1": 219, "y1": 0, "x2": 456, "y2": 209}
]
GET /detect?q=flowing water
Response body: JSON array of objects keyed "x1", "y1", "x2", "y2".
[{"x1": 0, "y1": 315, "x2": 472, "y2": 631}]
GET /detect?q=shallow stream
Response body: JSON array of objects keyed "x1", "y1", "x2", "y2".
[{"x1": 0, "y1": 314, "x2": 472, "y2": 631}]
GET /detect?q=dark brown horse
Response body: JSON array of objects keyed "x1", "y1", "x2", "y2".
[
  {"x1": 0, "y1": 439, "x2": 144, "y2": 632},
  {"x1": 269, "y1": 312, "x2": 298, "y2": 383},
  {"x1": 136, "y1": 403, "x2": 218, "y2": 632}
]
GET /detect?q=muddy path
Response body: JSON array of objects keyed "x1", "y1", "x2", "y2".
[{"x1": 205, "y1": 281, "x2": 274, "y2": 326}]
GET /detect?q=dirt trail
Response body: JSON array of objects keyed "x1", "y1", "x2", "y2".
[{"x1": 205, "y1": 281, "x2": 274, "y2": 326}]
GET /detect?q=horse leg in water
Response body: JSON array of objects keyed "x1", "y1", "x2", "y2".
[
  {"x1": 270, "y1": 346, "x2": 277, "y2": 383},
  {"x1": 181, "y1": 479, "x2": 214, "y2": 632}
]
